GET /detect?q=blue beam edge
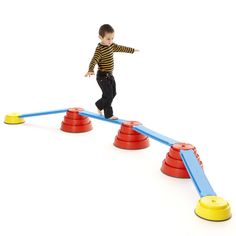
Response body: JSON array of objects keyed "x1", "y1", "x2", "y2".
[
  {"x1": 180, "y1": 149, "x2": 216, "y2": 197},
  {"x1": 133, "y1": 125, "x2": 177, "y2": 146},
  {"x1": 20, "y1": 109, "x2": 69, "y2": 118}
]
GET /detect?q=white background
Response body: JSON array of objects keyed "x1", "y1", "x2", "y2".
[{"x1": 0, "y1": 0, "x2": 236, "y2": 235}]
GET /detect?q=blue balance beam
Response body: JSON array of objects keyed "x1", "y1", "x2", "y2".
[
  {"x1": 133, "y1": 125, "x2": 177, "y2": 146},
  {"x1": 20, "y1": 109, "x2": 68, "y2": 118},
  {"x1": 19, "y1": 109, "x2": 180, "y2": 147},
  {"x1": 180, "y1": 149, "x2": 216, "y2": 197}
]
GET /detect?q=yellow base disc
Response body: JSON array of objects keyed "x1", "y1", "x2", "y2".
[
  {"x1": 4, "y1": 113, "x2": 25, "y2": 124},
  {"x1": 195, "y1": 196, "x2": 231, "y2": 221}
]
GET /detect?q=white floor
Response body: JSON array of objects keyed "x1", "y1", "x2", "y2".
[{"x1": 1, "y1": 112, "x2": 236, "y2": 236}]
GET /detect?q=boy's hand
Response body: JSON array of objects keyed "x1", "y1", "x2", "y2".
[
  {"x1": 134, "y1": 49, "x2": 139, "y2": 52},
  {"x1": 85, "y1": 71, "x2": 95, "y2": 77}
]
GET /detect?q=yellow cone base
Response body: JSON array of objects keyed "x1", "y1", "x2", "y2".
[
  {"x1": 4, "y1": 113, "x2": 25, "y2": 124},
  {"x1": 195, "y1": 196, "x2": 231, "y2": 221}
]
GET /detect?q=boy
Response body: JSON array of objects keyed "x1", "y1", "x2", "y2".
[{"x1": 85, "y1": 24, "x2": 139, "y2": 120}]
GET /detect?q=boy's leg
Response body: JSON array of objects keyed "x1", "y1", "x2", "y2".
[
  {"x1": 106, "y1": 75, "x2": 118, "y2": 119},
  {"x1": 95, "y1": 73, "x2": 107, "y2": 111},
  {"x1": 111, "y1": 75, "x2": 117, "y2": 99},
  {"x1": 95, "y1": 77, "x2": 114, "y2": 118},
  {"x1": 104, "y1": 75, "x2": 117, "y2": 118}
]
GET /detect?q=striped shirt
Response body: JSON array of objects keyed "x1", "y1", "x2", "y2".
[{"x1": 89, "y1": 43, "x2": 135, "y2": 73}]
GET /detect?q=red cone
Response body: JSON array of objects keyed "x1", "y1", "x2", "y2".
[
  {"x1": 161, "y1": 143, "x2": 203, "y2": 178},
  {"x1": 114, "y1": 121, "x2": 149, "y2": 149},
  {"x1": 60, "y1": 108, "x2": 92, "y2": 133}
]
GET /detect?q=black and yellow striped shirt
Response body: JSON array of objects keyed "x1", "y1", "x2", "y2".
[{"x1": 89, "y1": 43, "x2": 135, "y2": 73}]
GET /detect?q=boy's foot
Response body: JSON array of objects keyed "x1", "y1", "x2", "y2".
[
  {"x1": 97, "y1": 109, "x2": 103, "y2": 115},
  {"x1": 108, "y1": 116, "x2": 118, "y2": 120}
]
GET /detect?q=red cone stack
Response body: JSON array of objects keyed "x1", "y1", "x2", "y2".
[
  {"x1": 114, "y1": 121, "x2": 149, "y2": 150},
  {"x1": 161, "y1": 143, "x2": 203, "y2": 178},
  {"x1": 60, "y1": 108, "x2": 92, "y2": 133}
]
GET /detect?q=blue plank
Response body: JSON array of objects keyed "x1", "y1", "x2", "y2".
[
  {"x1": 79, "y1": 111, "x2": 126, "y2": 125},
  {"x1": 180, "y1": 150, "x2": 216, "y2": 197},
  {"x1": 20, "y1": 109, "x2": 68, "y2": 118},
  {"x1": 133, "y1": 125, "x2": 177, "y2": 146}
]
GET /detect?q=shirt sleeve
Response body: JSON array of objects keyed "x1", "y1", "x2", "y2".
[
  {"x1": 112, "y1": 43, "x2": 135, "y2": 53},
  {"x1": 88, "y1": 47, "x2": 101, "y2": 72}
]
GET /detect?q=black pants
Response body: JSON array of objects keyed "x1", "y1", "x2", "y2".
[{"x1": 95, "y1": 70, "x2": 117, "y2": 118}]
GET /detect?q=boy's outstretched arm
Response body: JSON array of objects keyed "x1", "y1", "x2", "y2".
[
  {"x1": 113, "y1": 43, "x2": 139, "y2": 53},
  {"x1": 85, "y1": 47, "x2": 101, "y2": 77}
]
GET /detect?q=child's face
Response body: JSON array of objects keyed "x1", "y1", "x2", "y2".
[{"x1": 99, "y1": 32, "x2": 114, "y2": 46}]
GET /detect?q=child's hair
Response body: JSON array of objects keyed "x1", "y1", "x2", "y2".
[{"x1": 99, "y1": 24, "x2": 114, "y2": 37}]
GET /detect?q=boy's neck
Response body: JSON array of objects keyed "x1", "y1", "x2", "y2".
[{"x1": 100, "y1": 42, "x2": 111, "y2": 46}]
